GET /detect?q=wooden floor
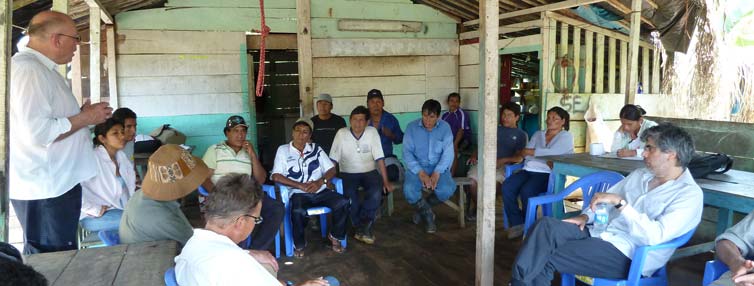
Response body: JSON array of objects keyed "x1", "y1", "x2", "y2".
[{"x1": 265, "y1": 191, "x2": 712, "y2": 286}]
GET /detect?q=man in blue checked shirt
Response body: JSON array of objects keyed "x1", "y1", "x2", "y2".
[{"x1": 402, "y1": 99, "x2": 457, "y2": 234}]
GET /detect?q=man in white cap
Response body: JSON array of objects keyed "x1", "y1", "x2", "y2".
[{"x1": 310, "y1": 93, "x2": 346, "y2": 154}]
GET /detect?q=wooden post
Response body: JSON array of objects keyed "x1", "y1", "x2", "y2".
[
  {"x1": 52, "y1": 0, "x2": 68, "y2": 77},
  {"x1": 559, "y1": 23, "x2": 568, "y2": 90},
  {"x1": 106, "y1": 25, "x2": 117, "y2": 108},
  {"x1": 625, "y1": 0, "x2": 641, "y2": 103},
  {"x1": 619, "y1": 40, "x2": 627, "y2": 94},
  {"x1": 608, "y1": 38, "x2": 616, "y2": 93},
  {"x1": 595, "y1": 34, "x2": 605, "y2": 93},
  {"x1": 572, "y1": 27, "x2": 581, "y2": 93},
  {"x1": 89, "y1": 7, "x2": 101, "y2": 103},
  {"x1": 296, "y1": 0, "x2": 313, "y2": 118},
  {"x1": 71, "y1": 46, "x2": 83, "y2": 106},
  {"x1": 584, "y1": 30, "x2": 593, "y2": 93},
  {"x1": 652, "y1": 48, "x2": 661, "y2": 93},
  {"x1": 642, "y1": 47, "x2": 650, "y2": 94},
  {"x1": 1, "y1": 0, "x2": 11, "y2": 243},
  {"x1": 476, "y1": 0, "x2": 498, "y2": 285}
]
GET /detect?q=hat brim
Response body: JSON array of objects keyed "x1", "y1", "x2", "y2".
[{"x1": 141, "y1": 155, "x2": 210, "y2": 201}]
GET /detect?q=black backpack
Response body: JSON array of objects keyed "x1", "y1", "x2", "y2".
[{"x1": 688, "y1": 153, "x2": 734, "y2": 178}]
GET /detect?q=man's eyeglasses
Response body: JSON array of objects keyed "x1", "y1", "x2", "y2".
[
  {"x1": 242, "y1": 214, "x2": 263, "y2": 225},
  {"x1": 56, "y1": 33, "x2": 81, "y2": 43}
]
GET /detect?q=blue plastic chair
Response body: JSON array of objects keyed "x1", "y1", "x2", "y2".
[
  {"x1": 702, "y1": 260, "x2": 728, "y2": 286},
  {"x1": 561, "y1": 227, "x2": 697, "y2": 286},
  {"x1": 164, "y1": 266, "x2": 178, "y2": 286},
  {"x1": 278, "y1": 177, "x2": 347, "y2": 257},
  {"x1": 198, "y1": 184, "x2": 281, "y2": 258},
  {"x1": 523, "y1": 171, "x2": 625, "y2": 237},
  {"x1": 97, "y1": 230, "x2": 120, "y2": 246}
]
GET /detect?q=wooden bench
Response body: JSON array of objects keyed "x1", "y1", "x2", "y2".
[{"x1": 418, "y1": 177, "x2": 473, "y2": 228}]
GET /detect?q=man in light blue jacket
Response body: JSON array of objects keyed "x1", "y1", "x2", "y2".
[{"x1": 403, "y1": 99, "x2": 456, "y2": 234}]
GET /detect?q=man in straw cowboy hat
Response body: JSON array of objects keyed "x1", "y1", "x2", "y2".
[{"x1": 119, "y1": 144, "x2": 210, "y2": 245}]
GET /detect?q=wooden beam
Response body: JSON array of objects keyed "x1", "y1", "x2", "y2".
[
  {"x1": 83, "y1": 0, "x2": 113, "y2": 25},
  {"x1": 13, "y1": 0, "x2": 35, "y2": 10},
  {"x1": 89, "y1": 6, "x2": 101, "y2": 103},
  {"x1": 52, "y1": 0, "x2": 68, "y2": 77},
  {"x1": 559, "y1": 23, "x2": 568, "y2": 90},
  {"x1": 619, "y1": 40, "x2": 627, "y2": 94},
  {"x1": 476, "y1": 0, "x2": 499, "y2": 284},
  {"x1": 71, "y1": 45, "x2": 83, "y2": 105},
  {"x1": 642, "y1": 46, "x2": 649, "y2": 93},
  {"x1": 464, "y1": 0, "x2": 605, "y2": 26},
  {"x1": 297, "y1": 0, "x2": 314, "y2": 117},
  {"x1": 595, "y1": 34, "x2": 604, "y2": 93},
  {"x1": 106, "y1": 25, "x2": 118, "y2": 108},
  {"x1": 572, "y1": 27, "x2": 581, "y2": 93},
  {"x1": 584, "y1": 30, "x2": 593, "y2": 93},
  {"x1": 608, "y1": 37, "x2": 616, "y2": 93},
  {"x1": 645, "y1": 0, "x2": 658, "y2": 10},
  {"x1": 605, "y1": 0, "x2": 655, "y2": 28},
  {"x1": 1, "y1": 0, "x2": 12, "y2": 243},
  {"x1": 652, "y1": 48, "x2": 660, "y2": 93},
  {"x1": 459, "y1": 19, "x2": 541, "y2": 40},
  {"x1": 625, "y1": 0, "x2": 641, "y2": 103}
]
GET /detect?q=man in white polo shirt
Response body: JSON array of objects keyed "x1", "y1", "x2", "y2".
[
  {"x1": 329, "y1": 106, "x2": 392, "y2": 245},
  {"x1": 10, "y1": 11, "x2": 112, "y2": 254},
  {"x1": 202, "y1": 115, "x2": 284, "y2": 252}
]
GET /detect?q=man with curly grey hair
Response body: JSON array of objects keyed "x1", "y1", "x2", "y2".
[{"x1": 510, "y1": 123, "x2": 703, "y2": 286}]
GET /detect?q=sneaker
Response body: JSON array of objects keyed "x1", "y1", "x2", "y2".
[
  {"x1": 354, "y1": 222, "x2": 375, "y2": 245},
  {"x1": 507, "y1": 225, "x2": 524, "y2": 239}
]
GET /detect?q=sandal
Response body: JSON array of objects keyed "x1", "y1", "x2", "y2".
[
  {"x1": 294, "y1": 248, "x2": 305, "y2": 258},
  {"x1": 328, "y1": 234, "x2": 345, "y2": 253}
]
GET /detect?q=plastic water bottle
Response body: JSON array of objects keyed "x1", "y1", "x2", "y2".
[{"x1": 594, "y1": 203, "x2": 610, "y2": 233}]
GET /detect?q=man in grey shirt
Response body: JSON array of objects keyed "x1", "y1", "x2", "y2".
[
  {"x1": 120, "y1": 144, "x2": 210, "y2": 245},
  {"x1": 711, "y1": 211, "x2": 754, "y2": 285}
]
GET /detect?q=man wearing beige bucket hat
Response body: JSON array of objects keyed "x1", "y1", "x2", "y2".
[{"x1": 119, "y1": 144, "x2": 211, "y2": 245}]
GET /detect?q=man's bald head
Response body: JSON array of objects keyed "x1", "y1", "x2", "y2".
[{"x1": 27, "y1": 11, "x2": 75, "y2": 39}]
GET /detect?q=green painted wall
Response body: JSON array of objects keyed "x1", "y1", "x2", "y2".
[
  {"x1": 137, "y1": 113, "x2": 252, "y2": 157},
  {"x1": 115, "y1": 0, "x2": 457, "y2": 38}
]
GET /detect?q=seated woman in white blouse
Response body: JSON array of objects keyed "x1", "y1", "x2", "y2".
[
  {"x1": 612, "y1": 104, "x2": 657, "y2": 158},
  {"x1": 501, "y1": 107, "x2": 574, "y2": 238},
  {"x1": 79, "y1": 118, "x2": 136, "y2": 233}
]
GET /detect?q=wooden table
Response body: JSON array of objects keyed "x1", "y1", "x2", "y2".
[
  {"x1": 25, "y1": 240, "x2": 178, "y2": 286},
  {"x1": 539, "y1": 153, "x2": 754, "y2": 258}
]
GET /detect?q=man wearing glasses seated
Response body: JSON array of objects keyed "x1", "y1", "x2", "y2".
[
  {"x1": 175, "y1": 173, "x2": 330, "y2": 286},
  {"x1": 510, "y1": 124, "x2": 703, "y2": 286}
]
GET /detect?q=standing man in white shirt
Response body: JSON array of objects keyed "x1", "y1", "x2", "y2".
[
  {"x1": 329, "y1": 106, "x2": 392, "y2": 245},
  {"x1": 9, "y1": 11, "x2": 112, "y2": 254},
  {"x1": 510, "y1": 124, "x2": 703, "y2": 286}
]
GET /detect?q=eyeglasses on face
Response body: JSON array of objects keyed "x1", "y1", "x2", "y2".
[
  {"x1": 242, "y1": 214, "x2": 264, "y2": 224},
  {"x1": 56, "y1": 33, "x2": 81, "y2": 43}
]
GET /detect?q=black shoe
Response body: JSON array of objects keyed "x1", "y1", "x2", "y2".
[{"x1": 424, "y1": 209, "x2": 437, "y2": 234}]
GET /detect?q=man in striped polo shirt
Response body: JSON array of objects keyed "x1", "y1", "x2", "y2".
[{"x1": 202, "y1": 115, "x2": 284, "y2": 254}]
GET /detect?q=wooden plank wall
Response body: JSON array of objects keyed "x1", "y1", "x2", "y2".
[
  {"x1": 542, "y1": 13, "x2": 662, "y2": 152},
  {"x1": 309, "y1": 0, "x2": 459, "y2": 116},
  {"x1": 116, "y1": 30, "x2": 247, "y2": 154}
]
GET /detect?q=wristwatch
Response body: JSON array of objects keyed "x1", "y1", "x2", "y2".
[
  {"x1": 322, "y1": 178, "x2": 328, "y2": 185},
  {"x1": 615, "y1": 199, "x2": 627, "y2": 209}
]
